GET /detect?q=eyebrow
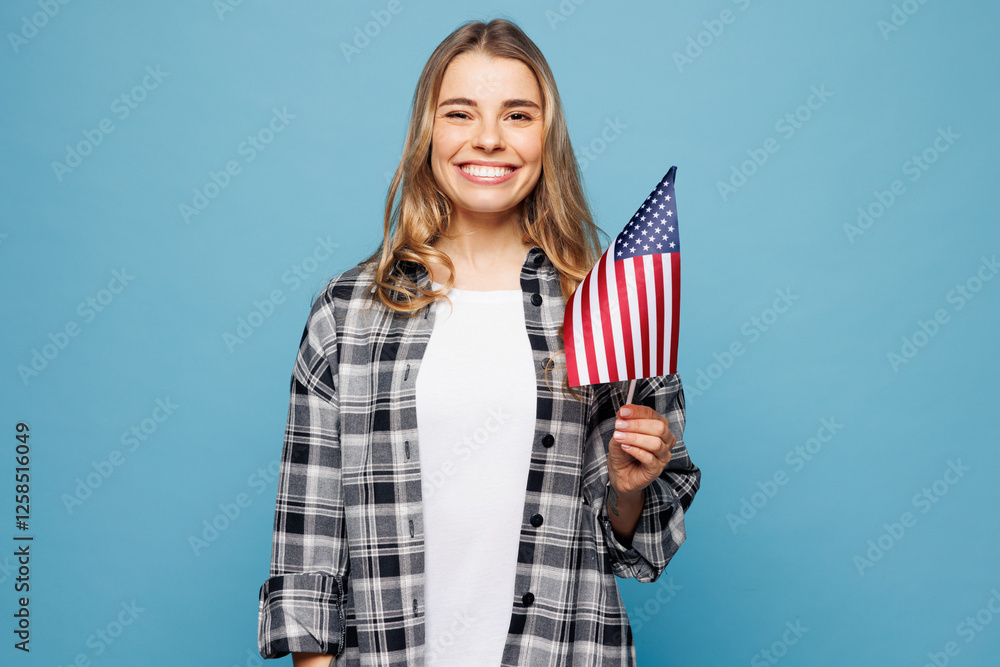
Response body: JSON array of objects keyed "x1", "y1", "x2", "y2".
[{"x1": 437, "y1": 97, "x2": 541, "y2": 110}]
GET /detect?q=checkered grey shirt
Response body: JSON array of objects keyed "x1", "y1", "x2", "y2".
[{"x1": 257, "y1": 246, "x2": 700, "y2": 666}]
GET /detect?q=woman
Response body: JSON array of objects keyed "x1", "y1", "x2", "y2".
[{"x1": 258, "y1": 18, "x2": 700, "y2": 667}]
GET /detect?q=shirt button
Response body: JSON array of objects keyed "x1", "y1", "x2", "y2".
[
  {"x1": 530, "y1": 514, "x2": 543, "y2": 527},
  {"x1": 413, "y1": 598, "x2": 418, "y2": 615},
  {"x1": 408, "y1": 519, "x2": 414, "y2": 537},
  {"x1": 541, "y1": 434, "x2": 554, "y2": 448},
  {"x1": 531, "y1": 293, "x2": 543, "y2": 306},
  {"x1": 522, "y1": 592, "x2": 535, "y2": 607},
  {"x1": 404, "y1": 441, "x2": 411, "y2": 459}
]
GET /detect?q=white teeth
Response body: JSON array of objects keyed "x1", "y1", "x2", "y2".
[{"x1": 461, "y1": 164, "x2": 514, "y2": 178}]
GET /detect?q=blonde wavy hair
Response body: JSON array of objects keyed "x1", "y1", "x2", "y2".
[{"x1": 361, "y1": 18, "x2": 606, "y2": 398}]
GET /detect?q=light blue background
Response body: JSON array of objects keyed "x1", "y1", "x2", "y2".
[{"x1": 2, "y1": 1, "x2": 998, "y2": 665}]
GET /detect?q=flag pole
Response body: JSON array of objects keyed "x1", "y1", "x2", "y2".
[{"x1": 624, "y1": 378, "x2": 637, "y2": 407}]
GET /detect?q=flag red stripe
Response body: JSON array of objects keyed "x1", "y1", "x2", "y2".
[
  {"x1": 564, "y1": 289, "x2": 579, "y2": 387},
  {"x1": 579, "y1": 260, "x2": 600, "y2": 386},
  {"x1": 634, "y1": 256, "x2": 650, "y2": 378},
  {"x1": 597, "y1": 251, "x2": 617, "y2": 383},
  {"x1": 669, "y1": 252, "x2": 681, "y2": 374},
  {"x1": 615, "y1": 257, "x2": 635, "y2": 381}
]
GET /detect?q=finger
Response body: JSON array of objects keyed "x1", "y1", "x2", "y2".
[
  {"x1": 618, "y1": 441, "x2": 658, "y2": 468},
  {"x1": 617, "y1": 403, "x2": 662, "y2": 420},
  {"x1": 614, "y1": 417, "x2": 672, "y2": 442},
  {"x1": 613, "y1": 428, "x2": 664, "y2": 453}
]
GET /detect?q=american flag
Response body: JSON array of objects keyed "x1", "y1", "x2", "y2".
[{"x1": 564, "y1": 167, "x2": 681, "y2": 387}]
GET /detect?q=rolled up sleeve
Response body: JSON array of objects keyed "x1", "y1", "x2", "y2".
[
  {"x1": 584, "y1": 374, "x2": 700, "y2": 583},
  {"x1": 258, "y1": 293, "x2": 349, "y2": 659}
]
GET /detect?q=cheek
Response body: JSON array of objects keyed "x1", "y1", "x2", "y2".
[
  {"x1": 521, "y1": 136, "x2": 545, "y2": 184},
  {"x1": 429, "y1": 132, "x2": 451, "y2": 182},
  {"x1": 430, "y1": 131, "x2": 443, "y2": 164},
  {"x1": 521, "y1": 132, "x2": 545, "y2": 170},
  {"x1": 432, "y1": 124, "x2": 462, "y2": 158}
]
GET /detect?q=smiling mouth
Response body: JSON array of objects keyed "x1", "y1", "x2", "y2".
[{"x1": 459, "y1": 164, "x2": 517, "y2": 178}]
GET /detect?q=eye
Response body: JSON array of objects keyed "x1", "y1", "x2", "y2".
[
  {"x1": 508, "y1": 112, "x2": 533, "y2": 121},
  {"x1": 445, "y1": 111, "x2": 471, "y2": 120}
]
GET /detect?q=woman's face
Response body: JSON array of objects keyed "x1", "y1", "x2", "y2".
[{"x1": 430, "y1": 52, "x2": 544, "y2": 223}]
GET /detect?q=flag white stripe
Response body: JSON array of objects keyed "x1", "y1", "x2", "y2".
[
  {"x1": 643, "y1": 255, "x2": 659, "y2": 376},
  {"x1": 571, "y1": 288, "x2": 589, "y2": 385},
  {"x1": 623, "y1": 258, "x2": 643, "y2": 379},
  {"x1": 606, "y1": 253, "x2": 628, "y2": 382},
  {"x1": 589, "y1": 253, "x2": 610, "y2": 383},
  {"x1": 661, "y1": 257, "x2": 675, "y2": 376}
]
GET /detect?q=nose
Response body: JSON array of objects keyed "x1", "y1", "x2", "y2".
[{"x1": 472, "y1": 117, "x2": 505, "y2": 152}]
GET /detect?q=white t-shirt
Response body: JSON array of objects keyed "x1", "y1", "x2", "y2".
[{"x1": 415, "y1": 281, "x2": 538, "y2": 666}]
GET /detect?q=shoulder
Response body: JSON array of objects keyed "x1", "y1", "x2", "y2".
[
  {"x1": 301, "y1": 258, "x2": 389, "y2": 342},
  {"x1": 316, "y1": 259, "x2": 378, "y2": 310}
]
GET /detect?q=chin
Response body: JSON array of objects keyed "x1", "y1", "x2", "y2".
[{"x1": 449, "y1": 192, "x2": 513, "y2": 212}]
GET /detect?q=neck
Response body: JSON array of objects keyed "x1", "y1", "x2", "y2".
[
  {"x1": 429, "y1": 206, "x2": 535, "y2": 290},
  {"x1": 436, "y1": 206, "x2": 531, "y2": 267}
]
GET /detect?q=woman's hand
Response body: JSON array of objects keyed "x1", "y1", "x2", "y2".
[{"x1": 607, "y1": 404, "x2": 676, "y2": 496}]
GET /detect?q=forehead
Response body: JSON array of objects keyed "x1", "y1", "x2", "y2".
[{"x1": 438, "y1": 53, "x2": 541, "y2": 101}]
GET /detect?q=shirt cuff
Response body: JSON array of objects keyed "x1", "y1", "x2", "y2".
[
  {"x1": 599, "y1": 477, "x2": 686, "y2": 583},
  {"x1": 258, "y1": 572, "x2": 346, "y2": 659}
]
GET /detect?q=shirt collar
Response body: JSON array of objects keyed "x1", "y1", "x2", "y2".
[{"x1": 395, "y1": 245, "x2": 554, "y2": 290}]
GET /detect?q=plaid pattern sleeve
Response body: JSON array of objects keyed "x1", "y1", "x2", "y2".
[
  {"x1": 258, "y1": 291, "x2": 349, "y2": 659},
  {"x1": 586, "y1": 374, "x2": 701, "y2": 583}
]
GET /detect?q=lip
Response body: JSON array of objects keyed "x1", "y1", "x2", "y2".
[{"x1": 454, "y1": 161, "x2": 520, "y2": 185}]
